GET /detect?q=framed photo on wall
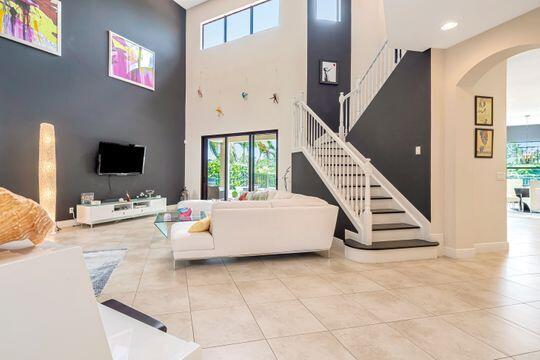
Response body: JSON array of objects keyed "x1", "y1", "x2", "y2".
[
  {"x1": 320, "y1": 60, "x2": 339, "y2": 85},
  {"x1": 475, "y1": 96, "x2": 494, "y2": 126},
  {"x1": 475, "y1": 128, "x2": 494, "y2": 158}
]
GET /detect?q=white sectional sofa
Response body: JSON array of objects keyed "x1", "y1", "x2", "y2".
[{"x1": 172, "y1": 192, "x2": 338, "y2": 261}]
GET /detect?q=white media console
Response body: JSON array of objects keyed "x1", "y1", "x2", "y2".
[{"x1": 77, "y1": 197, "x2": 167, "y2": 227}]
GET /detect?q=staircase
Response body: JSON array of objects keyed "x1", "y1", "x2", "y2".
[
  {"x1": 293, "y1": 41, "x2": 439, "y2": 263},
  {"x1": 338, "y1": 40, "x2": 406, "y2": 139}
]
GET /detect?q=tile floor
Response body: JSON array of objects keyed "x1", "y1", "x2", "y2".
[{"x1": 48, "y1": 212, "x2": 540, "y2": 359}]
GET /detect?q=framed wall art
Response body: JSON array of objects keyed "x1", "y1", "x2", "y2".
[
  {"x1": 320, "y1": 60, "x2": 338, "y2": 85},
  {"x1": 475, "y1": 96, "x2": 493, "y2": 126},
  {"x1": 109, "y1": 31, "x2": 156, "y2": 91},
  {"x1": 0, "y1": 0, "x2": 62, "y2": 56},
  {"x1": 475, "y1": 128, "x2": 494, "y2": 159}
]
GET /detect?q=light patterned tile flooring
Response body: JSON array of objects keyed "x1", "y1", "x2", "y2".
[{"x1": 49, "y1": 212, "x2": 540, "y2": 359}]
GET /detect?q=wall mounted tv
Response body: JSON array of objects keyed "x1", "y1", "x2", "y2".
[{"x1": 97, "y1": 142, "x2": 146, "y2": 176}]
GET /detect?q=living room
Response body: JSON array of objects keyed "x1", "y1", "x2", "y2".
[{"x1": 4, "y1": 0, "x2": 540, "y2": 359}]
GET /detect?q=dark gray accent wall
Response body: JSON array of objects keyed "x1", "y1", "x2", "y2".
[
  {"x1": 0, "y1": 0, "x2": 186, "y2": 221},
  {"x1": 307, "y1": 0, "x2": 351, "y2": 132},
  {"x1": 292, "y1": 152, "x2": 354, "y2": 239},
  {"x1": 508, "y1": 125, "x2": 540, "y2": 143},
  {"x1": 347, "y1": 50, "x2": 431, "y2": 220}
]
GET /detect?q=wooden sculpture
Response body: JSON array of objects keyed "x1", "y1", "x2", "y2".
[{"x1": 0, "y1": 187, "x2": 54, "y2": 246}]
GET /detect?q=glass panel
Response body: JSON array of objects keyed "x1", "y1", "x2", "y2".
[
  {"x1": 227, "y1": 135, "x2": 250, "y2": 199},
  {"x1": 507, "y1": 141, "x2": 540, "y2": 186},
  {"x1": 203, "y1": 18, "x2": 225, "y2": 49},
  {"x1": 227, "y1": 8, "x2": 251, "y2": 42},
  {"x1": 316, "y1": 0, "x2": 341, "y2": 22},
  {"x1": 253, "y1": 0, "x2": 279, "y2": 33},
  {"x1": 206, "y1": 138, "x2": 226, "y2": 200},
  {"x1": 254, "y1": 133, "x2": 277, "y2": 191}
]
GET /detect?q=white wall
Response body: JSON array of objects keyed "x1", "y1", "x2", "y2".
[
  {"x1": 185, "y1": 0, "x2": 307, "y2": 199},
  {"x1": 429, "y1": 7, "x2": 540, "y2": 256},
  {"x1": 350, "y1": 0, "x2": 387, "y2": 85}
]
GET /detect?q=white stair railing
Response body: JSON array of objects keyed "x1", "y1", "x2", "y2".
[
  {"x1": 294, "y1": 101, "x2": 373, "y2": 245},
  {"x1": 339, "y1": 41, "x2": 406, "y2": 138}
]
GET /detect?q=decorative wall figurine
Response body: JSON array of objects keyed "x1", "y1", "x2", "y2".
[
  {"x1": 197, "y1": 86, "x2": 203, "y2": 98},
  {"x1": 270, "y1": 93, "x2": 279, "y2": 104},
  {"x1": 0, "y1": 0, "x2": 62, "y2": 56},
  {"x1": 216, "y1": 106, "x2": 224, "y2": 117},
  {"x1": 241, "y1": 92, "x2": 249, "y2": 100}
]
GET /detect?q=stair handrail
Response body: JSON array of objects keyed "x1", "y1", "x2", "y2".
[
  {"x1": 339, "y1": 41, "x2": 406, "y2": 137},
  {"x1": 294, "y1": 101, "x2": 373, "y2": 245},
  {"x1": 296, "y1": 101, "x2": 370, "y2": 171}
]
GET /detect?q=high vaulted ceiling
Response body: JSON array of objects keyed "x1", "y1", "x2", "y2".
[
  {"x1": 384, "y1": 0, "x2": 540, "y2": 51},
  {"x1": 173, "y1": 0, "x2": 208, "y2": 9}
]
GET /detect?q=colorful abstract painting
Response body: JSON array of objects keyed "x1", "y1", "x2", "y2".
[
  {"x1": 0, "y1": 0, "x2": 61, "y2": 55},
  {"x1": 109, "y1": 31, "x2": 155, "y2": 91}
]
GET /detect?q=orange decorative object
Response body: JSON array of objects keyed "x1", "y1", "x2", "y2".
[
  {"x1": 0, "y1": 187, "x2": 54, "y2": 246},
  {"x1": 216, "y1": 106, "x2": 224, "y2": 117}
]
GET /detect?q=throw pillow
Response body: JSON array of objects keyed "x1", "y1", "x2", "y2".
[
  {"x1": 0, "y1": 187, "x2": 54, "y2": 246},
  {"x1": 188, "y1": 217, "x2": 211, "y2": 233},
  {"x1": 250, "y1": 191, "x2": 269, "y2": 201},
  {"x1": 238, "y1": 192, "x2": 249, "y2": 201}
]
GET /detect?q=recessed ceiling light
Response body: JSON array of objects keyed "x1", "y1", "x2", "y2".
[{"x1": 441, "y1": 21, "x2": 458, "y2": 31}]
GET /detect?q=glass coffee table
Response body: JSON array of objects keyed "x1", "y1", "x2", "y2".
[{"x1": 154, "y1": 211, "x2": 207, "y2": 238}]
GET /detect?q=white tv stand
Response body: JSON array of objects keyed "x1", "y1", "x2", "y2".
[{"x1": 77, "y1": 197, "x2": 167, "y2": 228}]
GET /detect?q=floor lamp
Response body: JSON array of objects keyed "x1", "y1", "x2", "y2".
[{"x1": 39, "y1": 123, "x2": 57, "y2": 232}]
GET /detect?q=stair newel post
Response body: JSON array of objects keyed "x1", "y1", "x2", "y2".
[
  {"x1": 363, "y1": 160, "x2": 373, "y2": 246},
  {"x1": 338, "y1": 92, "x2": 346, "y2": 140}
]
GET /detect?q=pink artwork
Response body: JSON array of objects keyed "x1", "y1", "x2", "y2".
[
  {"x1": 0, "y1": 0, "x2": 62, "y2": 55},
  {"x1": 108, "y1": 31, "x2": 155, "y2": 91}
]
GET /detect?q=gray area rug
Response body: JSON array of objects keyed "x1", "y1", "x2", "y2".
[{"x1": 83, "y1": 249, "x2": 127, "y2": 296}]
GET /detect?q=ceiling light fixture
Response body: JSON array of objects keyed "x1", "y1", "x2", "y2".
[{"x1": 441, "y1": 21, "x2": 458, "y2": 31}]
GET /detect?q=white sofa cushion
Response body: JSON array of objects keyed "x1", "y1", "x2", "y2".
[
  {"x1": 267, "y1": 190, "x2": 294, "y2": 200},
  {"x1": 170, "y1": 222, "x2": 214, "y2": 252},
  {"x1": 212, "y1": 201, "x2": 271, "y2": 210},
  {"x1": 270, "y1": 194, "x2": 328, "y2": 208}
]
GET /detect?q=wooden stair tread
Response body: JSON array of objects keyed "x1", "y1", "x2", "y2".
[
  {"x1": 371, "y1": 208, "x2": 405, "y2": 214},
  {"x1": 372, "y1": 223, "x2": 420, "y2": 231},
  {"x1": 344, "y1": 239, "x2": 439, "y2": 251}
]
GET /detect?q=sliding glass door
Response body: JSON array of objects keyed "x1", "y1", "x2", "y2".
[{"x1": 202, "y1": 130, "x2": 278, "y2": 200}]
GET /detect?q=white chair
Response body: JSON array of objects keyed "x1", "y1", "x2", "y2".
[
  {"x1": 530, "y1": 180, "x2": 540, "y2": 212},
  {"x1": 507, "y1": 178, "x2": 522, "y2": 209}
]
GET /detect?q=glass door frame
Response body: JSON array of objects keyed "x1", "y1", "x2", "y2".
[{"x1": 201, "y1": 130, "x2": 279, "y2": 200}]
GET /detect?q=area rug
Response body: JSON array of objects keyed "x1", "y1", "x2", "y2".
[{"x1": 83, "y1": 249, "x2": 127, "y2": 296}]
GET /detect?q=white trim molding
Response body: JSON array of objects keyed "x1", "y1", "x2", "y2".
[{"x1": 443, "y1": 241, "x2": 509, "y2": 259}]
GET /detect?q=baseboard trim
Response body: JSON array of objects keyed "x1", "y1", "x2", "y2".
[
  {"x1": 444, "y1": 241, "x2": 509, "y2": 259},
  {"x1": 444, "y1": 246, "x2": 476, "y2": 259},
  {"x1": 475, "y1": 241, "x2": 509, "y2": 253},
  {"x1": 57, "y1": 219, "x2": 78, "y2": 229}
]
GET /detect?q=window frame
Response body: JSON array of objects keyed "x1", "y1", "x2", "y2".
[
  {"x1": 201, "y1": 0, "x2": 279, "y2": 50},
  {"x1": 316, "y1": 0, "x2": 342, "y2": 22},
  {"x1": 201, "y1": 129, "x2": 279, "y2": 200}
]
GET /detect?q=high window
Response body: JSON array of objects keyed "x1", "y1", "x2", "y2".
[
  {"x1": 316, "y1": 0, "x2": 341, "y2": 22},
  {"x1": 202, "y1": 0, "x2": 280, "y2": 50}
]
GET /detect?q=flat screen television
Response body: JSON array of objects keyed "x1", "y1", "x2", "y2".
[{"x1": 97, "y1": 142, "x2": 146, "y2": 176}]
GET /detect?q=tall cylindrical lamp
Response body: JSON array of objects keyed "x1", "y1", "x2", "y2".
[{"x1": 39, "y1": 123, "x2": 57, "y2": 224}]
